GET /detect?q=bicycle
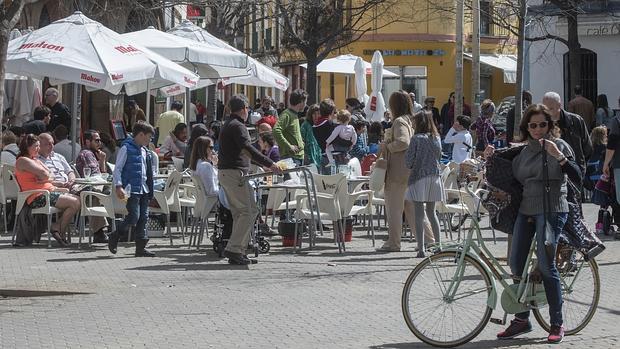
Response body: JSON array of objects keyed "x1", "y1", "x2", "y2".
[{"x1": 401, "y1": 186, "x2": 600, "y2": 347}]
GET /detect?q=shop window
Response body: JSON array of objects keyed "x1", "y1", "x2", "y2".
[
  {"x1": 402, "y1": 66, "x2": 428, "y2": 103},
  {"x1": 382, "y1": 66, "x2": 401, "y2": 101},
  {"x1": 480, "y1": 1, "x2": 491, "y2": 36}
]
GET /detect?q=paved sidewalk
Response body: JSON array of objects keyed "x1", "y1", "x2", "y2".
[{"x1": 0, "y1": 204, "x2": 619, "y2": 348}]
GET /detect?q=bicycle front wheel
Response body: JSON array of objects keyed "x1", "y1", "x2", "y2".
[
  {"x1": 533, "y1": 249, "x2": 600, "y2": 335},
  {"x1": 402, "y1": 251, "x2": 493, "y2": 348}
]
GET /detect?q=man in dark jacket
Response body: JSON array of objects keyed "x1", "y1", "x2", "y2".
[
  {"x1": 22, "y1": 106, "x2": 51, "y2": 135},
  {"x1": 45, "y1": 88, "x2": 71, "y2": 133},
  {"x1": 219, "y1": 95, "x2": 281, "y2": 265},
  {"x1": 568, "y1": 85, "x2": 595, "y2": 131},
  {"x1": 543, "y1": 91, "x2": 592, "y2": 174}
]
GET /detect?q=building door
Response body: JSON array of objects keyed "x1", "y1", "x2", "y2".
[{"x1": 563, "y1": 49, "x2": 597, "y2": 105}]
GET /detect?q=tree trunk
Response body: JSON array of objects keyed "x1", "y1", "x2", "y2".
[
  {"x1": 305, "y1": 53, "x2": 319, "y2": 105},
  {"x1": 566, "y1": 11, "x2": 581, "y2": 103},
  {"x1": 471, "y1": 0, "x2": 480, "y2": 120},
  {"x1": 207, "y1": 84, "x2": 217, "y2": 122},
  {"x1": 514, "y1": 0, "x2": 527, "y2": 137},
  {"x1": 455, "y1": 0, "x2": 464, "y2": 117},
  {"x1": 0, "y1": 28, "x2": 9, "y2": 125}
]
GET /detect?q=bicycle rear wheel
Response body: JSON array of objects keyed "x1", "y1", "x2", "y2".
[
  {"x1": 533, "y1": 248, "x2": 600, "y2": 335},
  {"x1": 402, "y1": 251, "x2": 493, "y2": 348}
]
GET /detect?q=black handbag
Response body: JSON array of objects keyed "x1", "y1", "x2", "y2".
[{"x1": 485, "y1": 146, "x2": 525, "y2": 234}]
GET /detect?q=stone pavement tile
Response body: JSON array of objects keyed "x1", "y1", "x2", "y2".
[{"x1": 0, "y1": 204, "x2": 618, "y2": 348}]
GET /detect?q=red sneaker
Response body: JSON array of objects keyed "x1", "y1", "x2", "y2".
[
  {"x1": 548, "y1": 325, "x2": 564, "y2": 343},
  {"x1": 497, "y1": 318, "x2": 532, "y2": 339}
]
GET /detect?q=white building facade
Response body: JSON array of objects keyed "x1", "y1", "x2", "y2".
[{"x1": 527, "y1": 1, "x2": 620, "y2": 110}]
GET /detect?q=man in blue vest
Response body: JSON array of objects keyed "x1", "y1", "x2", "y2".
[{"x1": 108, "y1": 122, "x2": 157, "y2": 257}]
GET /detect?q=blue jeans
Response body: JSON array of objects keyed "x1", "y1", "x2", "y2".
[
  {"x1": 510, "y1": 212, "x2": 568, "y2": 326},
  {"x1": 118, "y1": 194, "x2": 150, "y2": 241}
]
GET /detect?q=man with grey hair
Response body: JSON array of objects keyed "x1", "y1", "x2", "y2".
[
  {"x1": 543, "y1": 91, "x2": 592, "y2": 174},
  {"x1": 45, "y1": 87, "x2": 72, "y2": 133}
]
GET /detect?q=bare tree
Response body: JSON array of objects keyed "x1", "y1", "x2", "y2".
[
  {"x1": 273, "y1": 0, "x2": 402, "y2": 104},
  {"x1": 201, "y1": 0, "x2": 263, "y2": 120}
]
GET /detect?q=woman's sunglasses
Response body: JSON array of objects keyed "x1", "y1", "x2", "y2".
[{"x1": 528, "y1": 121, "x2": 548, "y2": 129}]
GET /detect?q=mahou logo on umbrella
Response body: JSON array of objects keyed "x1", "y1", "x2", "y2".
[
  {"x1": 115, "y1": 45, "x2": 141, "y2": 55},
  {"x1": 18, "y1": 41, "x2": 65, "y2": 52},
  {"x1": 80, "y1": 73, "x2": 102, "y2": 84}
]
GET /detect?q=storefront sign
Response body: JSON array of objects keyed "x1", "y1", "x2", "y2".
[
  {"x1": 558, "y1": 16, "x2": 620, "y2": 37},
  {"x1": 583, "y1": 23, "x2": 620, "y2": 36},
  {"x1": 363, "y1": 49, "x2": 445, "y2": 57}
]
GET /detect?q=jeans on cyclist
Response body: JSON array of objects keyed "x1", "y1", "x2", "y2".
[{"x1": 510, "y1": 212, "x2": 568, "y2": 327}]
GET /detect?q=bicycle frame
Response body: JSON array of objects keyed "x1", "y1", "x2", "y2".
[{"x1": 436, "y1": 201, "x2": 543, "y2": 314}]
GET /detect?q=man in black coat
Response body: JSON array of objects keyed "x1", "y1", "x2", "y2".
[
  {"x1": 45, "y1": 88, "x2": 71, "y2": 133},
  {"x1": 543, "y1": 91, "x2": 592, "y2": 174}
]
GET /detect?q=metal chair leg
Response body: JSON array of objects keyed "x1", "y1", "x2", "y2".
[
  {"x1": 78, "y1": 216, "x2": 84, "y2": 249},
  {"x1": 2, "y1": 203, "x2": 7, "y2": 236},
  {"x1": 167, "y1": 215, "x2": 173, "y2": 246},
  {"x1": 370, "y1": 211, "x2": 375, "y2": 247},
  {"x1": 47, "y1": 215, "x2": 52, "y2": 248}
]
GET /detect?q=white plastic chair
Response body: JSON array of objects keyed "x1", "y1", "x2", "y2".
[
  {"x1": 78, "y1": 190, "x2": 116, "y2": 248},
  {"x1": 150, "y1": 170, "x2": 183, "y2": 246},
  {"x1": 295, "y1": 173, "x2": 373, "y2": 252},
  {"x1": 1, "y1": 165, "x2": 19, "y2": 235},
  {"x1": 178, "y1": 178, "x2": 197, "y2": 240},
  {"x1": 368, "y1": 168, "x2": 386, "y2": 229},
  {"x1": 10, "y1": 170, "x2": 61, "y2": 247},
  {"x1": 187, "y1": 175, "x2": 218, "y2": 248},
  {"x1": 171, "y1": 156, "x2": 184, "y2": 172}
]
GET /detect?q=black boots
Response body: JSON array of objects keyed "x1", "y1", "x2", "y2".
[
  {"x1": 109, "y1": 233, "x2": 154, "y2": 257},
  {"x1": 135, "y1": 239, "x2": 155, "y2": 257}
]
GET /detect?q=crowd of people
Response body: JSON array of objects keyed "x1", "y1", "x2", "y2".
[{"x1": 2, "y1": 82, "x2": 620, "y2": 342}]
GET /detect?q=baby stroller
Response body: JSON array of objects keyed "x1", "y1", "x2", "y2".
[
  {"x1": 592, "y1": 172, "x2": 620, "y2": 239},
  {"x1": 210, "y1": 204, "x2": 271, "y2": 258}
]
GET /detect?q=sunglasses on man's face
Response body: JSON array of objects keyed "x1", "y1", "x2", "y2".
[{"x1": 528, "y1": 121, "x2": 548, "y2": 129}]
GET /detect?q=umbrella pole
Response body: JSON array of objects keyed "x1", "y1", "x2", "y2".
[
  {"x1": 185, "y1": 87, "x2": 190, "y2": 122},
  {"x1": 145, "y1": 79, "x2": 152, "y2": 125},
  {"x1": 71, "y1": 83, "x2": 79, "y2": 162}
]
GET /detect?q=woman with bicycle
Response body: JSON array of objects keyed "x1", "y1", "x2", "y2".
[{"x1": 487, "y1": 104, "x2": 582, "y2": 343}]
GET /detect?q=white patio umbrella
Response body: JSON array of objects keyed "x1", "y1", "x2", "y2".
[
  {"x1": 168, "y1": 20, "x2": 289, "y2": 91},
  {"x1": 354, "y1": 57, "x2": 369, "y2": 106},
  {"x1": 300, "y1": 54, "x2": 398, "y2": 77},
  {"x1": 122, "y1": 26, "x2": 250, "y2": 117},
  {"x1": 364, "y1": 51, "x2": 387, "y2": 122},
  {"x1": 122, "y1": 27, "x2": 249, "y2": 80},
  {"x1": 3, "y1": 28, "x2": 42, "y2": 126},
  {"x1": 6, "y1": 11, "x2": 199, "y2": 159},
  {"x1": 7, "y1": 12, "x2": 199, "y2": 94}
]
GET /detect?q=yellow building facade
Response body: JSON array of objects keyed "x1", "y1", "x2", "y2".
[{"x1": 311, "y1": 0, "x2": 518, "y2": 109}]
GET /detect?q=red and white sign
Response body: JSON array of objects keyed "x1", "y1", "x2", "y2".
[
  {"x1": 114, "y1": 45, "x2": 141, "y2": 54},
  {"x1": 81, "y1": 73, "x2": 101, "y2": 84},
  {"x1": 18, "y1": 41, "x2": 64, "y2": 52}
]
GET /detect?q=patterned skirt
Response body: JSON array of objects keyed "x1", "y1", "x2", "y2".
[{"x1": 405, "y1": 175, "x2": 446, "y2": 203}]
